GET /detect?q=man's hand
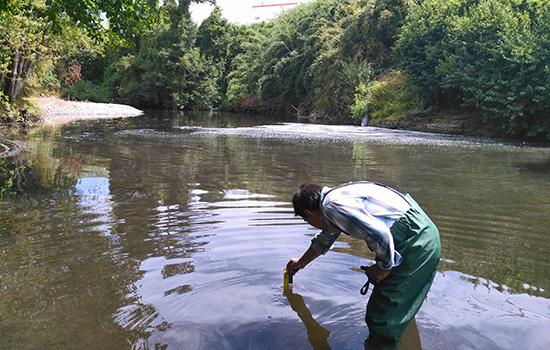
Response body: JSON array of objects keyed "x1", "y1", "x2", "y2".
[
  {"x1": 364, "y1": 264, "x2": 392, "y2": 283},
  {"x1": 286, "y1": 246, "x2": 321, "y2": 274},
  {"x1": 286, "y1": 258, "x2": 304, "y2": 274}
]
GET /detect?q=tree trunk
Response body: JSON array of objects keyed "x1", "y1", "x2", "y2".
[
  {"x1": 6, "y1": 50, "x2": 20, "y2": 99},
  {"x1": 12, "y1": 53, "x2": 41, "y2": 100},
  {"x1": 5, "y1": 25, "x2": 50, "y2": 102}
]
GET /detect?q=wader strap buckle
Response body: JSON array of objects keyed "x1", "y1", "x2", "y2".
[
  {"x1": 360, "y1": 279, "x2": 371, "y2": 295},
  {"x1": 360, "y1": 265, "x2": 376, "y2": 295}
]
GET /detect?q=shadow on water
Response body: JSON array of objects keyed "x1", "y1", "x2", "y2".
[
  {"x1": 284, "y1": 289, "x2": 332, "y2": 349},
  {"x1": 284, "y1": 288, "x2": 423, "y2": 350}
]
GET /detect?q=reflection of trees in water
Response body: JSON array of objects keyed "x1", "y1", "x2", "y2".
[
  {"x1": 0, "y1": 144, "x2": 83, "y2": 200},
  {"x1": 4, "y1": 115, "x2": 549, "y2": 348},
  {"x1": 161, "y1": 261, "x2": 195, "y2": 278},
  {"x1": 0, "y1": 157, "x2": 46, "y2": 198},
  {"x1": 0, "y1": 193, "x2": 139, "y2": 349},
  {"x1": 103, "y1": 137, "x2": 216, "y2": 343},
  {"x1": 0, "y1": 137, "x2": 144, "y2": 348},
  {"x1": 0, "y1": 128, "x2": 219, "y2": 346}
]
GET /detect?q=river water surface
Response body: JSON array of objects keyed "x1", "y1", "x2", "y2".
[{"x1": 0, "y1": 111, "x2": 549, "y2": 350}]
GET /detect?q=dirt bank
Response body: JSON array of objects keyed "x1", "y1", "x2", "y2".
[{"x1": 366, "y1": 111, "x2": 511, "y2": 139}]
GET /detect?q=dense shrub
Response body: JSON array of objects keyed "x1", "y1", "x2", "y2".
[{"x1": 396, "y1": 0, "x2": 550, "y2": 138}]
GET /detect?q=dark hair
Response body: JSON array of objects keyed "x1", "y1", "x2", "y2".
[{"x1": 292, "y1": 183, "x2": 323, "y2": 219}]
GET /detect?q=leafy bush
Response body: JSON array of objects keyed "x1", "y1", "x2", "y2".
[
  {"x1": 226, "y1": 0, "x2": 408, "y2": 119},
  {"x1": 358, "y1": 70, "x2": 429, "y2": 121},
  {"x1": 104, "y1": 5, "x2": 221, "y2": 110},
  {"x1": 396, "y1": 0, "x2": 550, "y2": 138},
  {"x1": 61, "y1": 80, "x2": 111, "y2": 103},
  {"x1": 0, "y1": 91, "x2": 19, "y2": 121}
]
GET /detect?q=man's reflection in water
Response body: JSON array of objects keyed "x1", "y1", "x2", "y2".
[
  {"x1": 363, "y1": 317, "x2": 422, "y2": 350},
  {"x1": 284, "y1": 289, "x2": 332, "y2": 350},
  {"x1": 284, "y1": 290, "x2": 422, "y2": 350}
]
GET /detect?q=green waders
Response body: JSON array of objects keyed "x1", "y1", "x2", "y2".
[{"x1": 366, "y1": 194, "x2": 441, "y2": 346}]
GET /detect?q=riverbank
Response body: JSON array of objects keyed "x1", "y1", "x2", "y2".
[
  {"x1": 300, "y1": 109, "x2": 510, "y2": 139},
  {"x1": 31, "y1": 97, "x2": 144, "y2": 127},
  {"x1": 23, "y1": 97, "x2": 513, "y2": 140},
  {"x1": 366, "y1": 110, "x2": 507, "y2": 139}
]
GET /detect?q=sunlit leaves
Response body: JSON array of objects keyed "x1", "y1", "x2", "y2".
[
  {"x1": 0, "y1": 0, "x2": 54, "y2": 100},
  {"x1": 396, "y1": 0, "x2": 550, "y2": 138},
  {"x1": 106, "y1": 4, "x2": 220, "y2": 110}
]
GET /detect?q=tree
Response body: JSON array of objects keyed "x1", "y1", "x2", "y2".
[
  {"x1": 0, "y1": 2, "x2": 52, "y2": 102},
  {"x1": 223, "y1": 0, "x2": 412, "y2": 119},
  {"x1": 340, "y1": 0, "x2": 413, "y2": 69},
  {"x1": 196, "y1": 7, "x2": 228, "y2": 60},
  {"x1": 0, "y1": 0, "x2": 161, "y2": 43},
  {"x1": 396, "y1": 0, "x2": 550, "y2": 138},
  {"x1": 0, "y1": 0, "x2": 163, "y2": 103},
  {"x1": 225, "y1": 24, "x2": 266, "y2": 110},
  {"x1": 106, "y1": 0, "x2": 220, "y2": 110}
]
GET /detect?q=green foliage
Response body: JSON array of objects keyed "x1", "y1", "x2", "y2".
[
  {"x1": 225, "y1": 0, "x2": 411, "y2": 119},
  {"x1": 0, "y1": 0, "x2": 54, "y2": 101},
  {"x1": 352, "y1": 70, "x2": 428, "y2": 122},
  {"x1": 196, "y1": 7, "x2": 228, "y2": 60},
  {"x1": 61, "y1": 80, "x2": 111, "y2": 103},
  {"x1": 351, "y1": 81, "x2": 370, "y2": 122},
  {"x1": 53, "y1": 22, "x2": 108, "y2": 82},
  {"x1": 227, "y1": 0, "x2": 344, "y2": 113},
  {"x1": 340, "y1": 0, "x2": 413, "y2": 68},
  {"x1": 1, "y1": 0, "x2": 162, "y2": 46},
  {"x1": 369, "y1": 70, "x2": 430, "y2": 119},
  {"x1": 0, "y1": 0, "x2": 8, "y2": 12},
  {"x1": 50, "y1": 28, "x2": 112, "y2": 101},
  {"x1": 396, "y1": 0, "x2": 550, "y2": 138},
  {"x1": 171, "y1": 48, "x2": 220, "y2": 110},
  {"x1": 105, "y1": 2, "x2": 220, "y2": 110},
  {"x1": 0, "y1": 0, "x2": 164, "y2": 105},
  {"x1": 225, "y1": 25, "x2": 267, "y2": 110},
  {"x1": 0, "y1": 91, "x2": 20, "y2": 121},
  {"x1": 195, "y1": 7, "x2": 257, "y2": 107},
  {"x1": 4, "y1": 0, "x2": 550, "y2": 139}
]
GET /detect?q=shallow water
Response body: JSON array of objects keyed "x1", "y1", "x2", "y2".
[{"x1": 0, "y1": 110, "x2": 549, "y2": 350}]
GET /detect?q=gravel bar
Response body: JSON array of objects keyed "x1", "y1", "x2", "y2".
[{"x1": 35, "y1": 97, "x2": 144, "y2": 127}]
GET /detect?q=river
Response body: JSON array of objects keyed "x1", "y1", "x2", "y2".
[{"x1": 0, "y1": 110, "x2": 549, "y2": 350}]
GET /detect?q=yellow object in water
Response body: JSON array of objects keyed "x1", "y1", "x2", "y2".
[{"x1": 283, "y1": 269, "x2": 293, "y2": 290}]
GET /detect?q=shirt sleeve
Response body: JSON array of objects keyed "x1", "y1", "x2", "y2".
[
  {"x1": 322, "y1": 198, "x2": 403, "y2": 269},
  {"x1": 310, "y1": 225, "x2": 342, "y2": 255}
]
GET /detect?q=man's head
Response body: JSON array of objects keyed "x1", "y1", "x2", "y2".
[{"x1": 292, "y1": 183, "x2": 323, "y2": 220}]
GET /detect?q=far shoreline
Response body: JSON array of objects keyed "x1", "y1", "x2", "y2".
[{"x1": 26, "y1": 97, "x2": 548, "y2": 143}]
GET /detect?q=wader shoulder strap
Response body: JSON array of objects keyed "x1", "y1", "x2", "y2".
[{"x1": 324, "y1": 181, "x2": 410, "y2": 205}]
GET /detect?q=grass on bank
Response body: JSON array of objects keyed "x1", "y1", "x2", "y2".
[{"x1": 1, "y1": 93, "x2": 48, "y2": 126}]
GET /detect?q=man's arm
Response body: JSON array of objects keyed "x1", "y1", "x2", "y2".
[{"x1": 286, "y1": 245, "x2": 321, "y2": 274}]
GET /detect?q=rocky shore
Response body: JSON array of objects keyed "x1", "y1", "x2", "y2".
[{"x1": 33, "y1": 97, "x2": 144, "y2": 127}]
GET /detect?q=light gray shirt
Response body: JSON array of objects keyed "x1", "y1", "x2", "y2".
[{"x1": 311, "y1": 182, "x2": 411, "y2": 269}]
